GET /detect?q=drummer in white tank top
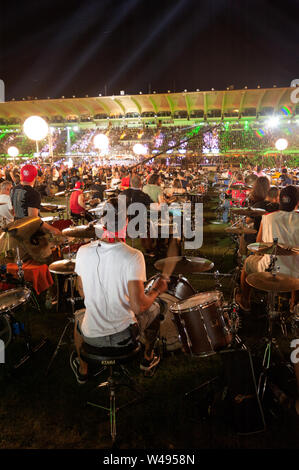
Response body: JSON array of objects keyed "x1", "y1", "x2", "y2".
[{"x1": 237, "y1": 186, "x2": 299, "y2": 311}]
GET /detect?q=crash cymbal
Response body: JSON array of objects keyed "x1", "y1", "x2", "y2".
[
  {"x1": 154, "y1": 256, "x2": 214, "y2": 274},
  {"x1": 247, "y1": 242, "x2": 299, "y2": 256},
  {"x1": 232, "y1": 207, "x2": 267, "y2": 217},
  {"x1": 49, "y1": 259, "x2": 76, "y2": 275},
  {"x1": 246, "y1": 272, "x2": 299, "y2": 292},
  {"x1": 6, "y1": 217, "x2": 43, "y2": 241},
  {"x1": 225, "y1": 226, "x2": 257, "y2": 235},
  {"x1": 62, "y1": 225, "x2": 96, "y2": 239}
]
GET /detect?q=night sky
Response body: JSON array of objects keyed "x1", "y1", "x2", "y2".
[{"x1": 1, "y1": 0, "x2": 299, "y2": 101}]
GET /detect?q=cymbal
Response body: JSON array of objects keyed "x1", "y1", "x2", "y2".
[
  {"x1": 49, "y1": 259, "x2": 76, "y2": 275},
  {"x1": 225, "y1": 226, "x2": 257, "y2": 235},
  {"x1": 247, "y1": 242, "x2": 299, "y2": 256},
  {"x1": 83, "y1": 190, "x2": 98, "y2": 195},
  {"x1": 40, "y1": 203, "x2": 58, "y2": 212},
  {"x1": 232, "y1": 208, "x2": 267, "y2": 217},
  {"x1": 229, "y1": 184, "x2": 251, "y2": 191},
  {"x1": 6, "y1": 216, "x2": 43, "y2": 241},
  {"x1": 246, "y1": 272, "x2": 299, "y2": 292},
  {"x1": 62, "y1": 225, "x2": 96, "y2": 239},
  {"x1": 55, "y1": 191, "x2": 67, "y2": 197},
  {"x1": 154, "y1": 256, "x2": 214, "y2": 274}
]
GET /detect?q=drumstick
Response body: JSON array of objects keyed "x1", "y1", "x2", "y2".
[{"x1": 161, "y1": 238, "x2": 179, "y2": 281}]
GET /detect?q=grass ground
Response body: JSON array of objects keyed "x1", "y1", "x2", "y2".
[{"x1": 0, "y1": 190, "x2": 298, "y2": 450}]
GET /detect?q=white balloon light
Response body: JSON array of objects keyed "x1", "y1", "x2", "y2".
[
  {"x1": 93, "y1": 133, "x2": 109, "y2": 152},
  {"x1": 275, "y1": 138, "x2": 288, "y2": 151},
  {"x1": 7, "y1": 146, "x2": 19, "y2": 158},
  {"x1": 23, "y1": 116, "x2": 49, "y2": 141},
  {"x1": 133, "y1": 143, "x2": 147, "y2": 155}
]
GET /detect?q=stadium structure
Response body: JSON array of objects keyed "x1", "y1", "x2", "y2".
[{"x1": 0, "y1": 86, "x2": 298, "y2": 166}]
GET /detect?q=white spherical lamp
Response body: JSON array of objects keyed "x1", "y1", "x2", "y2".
[
  {"x1": 275, "y1": 138, "x2": 288, "y2": 151},
  {"x1": 133, "y1": 143, "x2": 147, "y2": 155},
  {"x1": 23, "y1": 116, "x2": 49, "y2": 141},
  {"x1": 7, "y1": 146, "x2": 19, "y2": 158},
  {"x1": 93, "y1": 134, "x2": 109, "y2": 152}
]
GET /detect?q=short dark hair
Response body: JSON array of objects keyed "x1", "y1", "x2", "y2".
[{"x1": 279, "y1": 185, "x2": 298, "y2": 212}]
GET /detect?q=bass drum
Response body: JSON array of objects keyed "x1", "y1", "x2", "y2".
[
  {"x1": 170, "y1": 291, "x2": 232, "y2": 357},
  {"x1": 144, "y1": 275, "x2": 196, "y2": 351}
]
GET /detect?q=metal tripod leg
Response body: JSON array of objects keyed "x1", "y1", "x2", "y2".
[{"x1": 45, "y1": 316, "x2": 74, "y2": 375}]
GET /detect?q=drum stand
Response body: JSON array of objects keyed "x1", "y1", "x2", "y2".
[
  {"x1": 46, "y1": 273, "x2": 78, "y2": 375},
  {"x1": 257, "y1": 243, "x2": 293, "y2": 401},
  {"x1": 7, "y1": 251, "x2": 47, "y2": 369}
]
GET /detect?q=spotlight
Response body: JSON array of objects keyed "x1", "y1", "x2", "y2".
[
  {"x1": 266, "y1": 116, "x2": 280, "y2": 128},
  {"x1": 275, "y1": 138, "x2": 288, "y2": 151}
]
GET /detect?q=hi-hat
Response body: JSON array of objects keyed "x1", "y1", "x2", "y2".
[
  {"x1": 62, "y1": 225, "x2": 96, "y2": 239},
  {"x1": 154, "y1": 256, "x2": 214, "y2": 274},
  {"x1": 247, "y1": 242, "x2": 299, "y2": 256},
  {"x1": 225, "y1": 226, "x2": 257, "y2": 235},
  {"x1": 246, "y1": 272, "x2": 299, "y2": 292},
  {"x1": 49, "y1": 259, "x2": 76, "y2": 275}
]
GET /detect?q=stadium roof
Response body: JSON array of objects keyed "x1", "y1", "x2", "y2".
[{"x1": 0, "y1": 87, "x2": 296, "y2": 119}]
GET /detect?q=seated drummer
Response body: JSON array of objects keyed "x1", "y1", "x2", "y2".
[
  {"x1": 11, "y1": 164, "x2": 61, "y2": 238},
  {"x1": 69, "y1": 181, "x2": 93, "y2": 223},
  {"x1": 70, "y1": 197, "x2": 168, "y2": 384},
  {"x1": 236, "y1": 185, "x2": 299, "y2": 313}
]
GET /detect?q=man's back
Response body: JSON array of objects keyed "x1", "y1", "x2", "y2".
[
  {"x1": 75, "y1": 241, "x2": 146, "y2": 337},
  {"x1": 11, "y1": 184, "x2": 41, "y2": 219}
]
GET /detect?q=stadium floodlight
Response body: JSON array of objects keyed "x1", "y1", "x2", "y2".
[
  {"x1": 23, "y1": 116, "x2": 49, "y2": 141},
  {"x1": 7, "y1": 146, "x2": 19, "y2": 158},
  {"x1": 133, "y1": 143, "x2": 147, "y2": 155},
  {"x1": 275, "y1": 138, "x2": 288, "y2": 151},
  {"x1": 93, "y1": 133, "x2": 109, "y2": 153},
  {"x1": 266, "y1": 115, "x2": 280, "y2": 128}
]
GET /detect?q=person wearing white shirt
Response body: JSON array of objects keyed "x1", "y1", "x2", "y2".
[
  {"x1": 0, "y1": 180, "x2": 14, "y2": 228},
  {"x1": 70, "y1": 197, "x2": 168, "y2": 384}
]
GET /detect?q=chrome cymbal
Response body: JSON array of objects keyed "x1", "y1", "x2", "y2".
[
  {"x1": 154, "y1": 256, "x2": 214, "y2": 274},
  {"x1": 246, "y1": 272, "x2": 299, "y2": 292},
  {"x1": 62, "y1": 225, "x2": 96, "y2": 239},
  {"x1": 247, "y1": 242, "x2": 299, "y2": 256},
  {"x1": 49, "y1": 259, "x2": 76, "y2": 275}
]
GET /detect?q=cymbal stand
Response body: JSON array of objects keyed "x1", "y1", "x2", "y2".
[
  {"x1": 9, "y1": 249, "x2": 47, "y2": 369},
  {"x1": 46, "y1": 272, "x2": 78, "y2": 375},
  {"x1": 257, "y1": 240, "x2": 289, "y2": 401}
]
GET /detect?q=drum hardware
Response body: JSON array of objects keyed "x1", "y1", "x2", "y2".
[
  {"x1": 46, "y1": 260, "x2": 80, "y2": 375},
  {"x1": 246, "y1": 248, "x2": 299, "y2": 402},
  {"x1": 0, "y1": 283, "x2": 46, "y2": 369}
]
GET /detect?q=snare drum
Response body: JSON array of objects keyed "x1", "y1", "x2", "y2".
[{"x1": 170, "y1": 291, "x2": 231, "y2": 356}]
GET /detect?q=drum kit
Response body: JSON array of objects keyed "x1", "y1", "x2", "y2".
[{"x1": 147, "y1": 255, "x2": 238, "y2": 356}]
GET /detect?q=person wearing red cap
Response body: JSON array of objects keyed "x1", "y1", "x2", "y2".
[
  {"x1": 69, "y1": 181, "x2": 93, "y2": 222},
  {"x1": 11, "y1": 164, "x2": 61, "y2": 238}
]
